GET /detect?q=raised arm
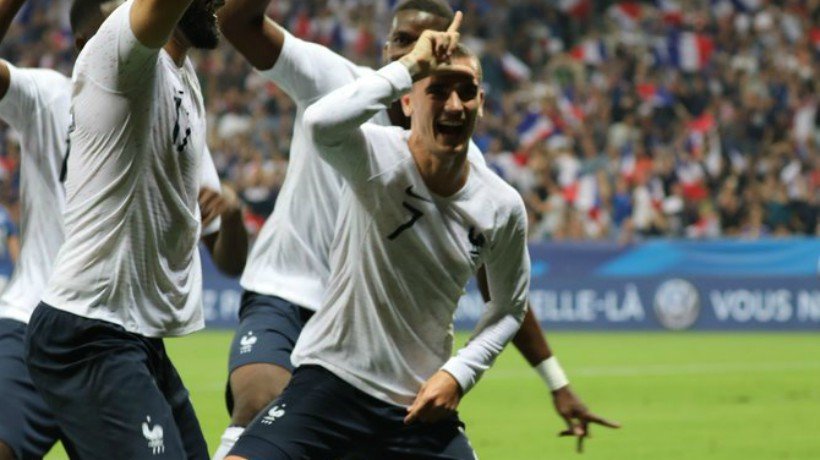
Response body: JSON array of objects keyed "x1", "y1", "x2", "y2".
[
  {"x1": 0, "y1": 0, "x2": 28, "y2": 98},
  {"x1": 217, "y1": 0, "x2": 284, "y2": 70},
  {"x1": 129, "y1": 0, "x2": 193, "y2": 48}
]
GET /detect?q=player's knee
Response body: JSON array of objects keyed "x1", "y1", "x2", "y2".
[
  {"x1": 0, "y1": 441, "x2": 16, "y2": 460},
  {"x1": 230, "y1": 364, "x2": 292, "y2": 426}
]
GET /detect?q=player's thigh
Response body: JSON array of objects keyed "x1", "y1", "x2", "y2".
[
  {"x1": 366, "y1": 415, "x2": 478, "y2": 460},
  {"x1": 230, "y1": 363, "x2": 293, "y2": 425},
  {"x1": 0, "y1": 319, "x2": 61, "y2": 460},
  {"x1": 226, "y1": 292, "x2": 310, "y2": 418},
  {"x1": 25, "y1": 305, "x2": 188, "y2": 459},
  {"x1": 229, "y1": 366, "x2": 371, "y2": 459},
  {"x1": 157, "y1": 349, "x2": 209, "y2": 460}
]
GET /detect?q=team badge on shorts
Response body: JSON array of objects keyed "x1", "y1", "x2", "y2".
[
  {"x1": 142, "y1": 416, "x2": 165, "y2": 455},
  {"x1": 240, "y1": 331, "x2": 257, "y2": 354},
  {"x1": 261, "y1": 404, "x2": 286, "y2": 425}
]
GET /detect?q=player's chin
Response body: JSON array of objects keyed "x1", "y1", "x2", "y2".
[{"x1": 188, "y1": 27, "x2": 221, "y2": 50}]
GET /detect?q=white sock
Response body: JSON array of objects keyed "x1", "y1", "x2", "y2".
[{"x1": 212, "y1": 426, "x2": 245, "y2": 460}]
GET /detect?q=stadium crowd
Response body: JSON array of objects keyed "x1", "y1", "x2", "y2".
[{"x1": 0, "y1": 0, "x2": 816, "y2": 242}]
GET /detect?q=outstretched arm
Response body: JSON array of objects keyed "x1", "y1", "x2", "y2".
[
  {"x1": 217, "y1": 0, "x2": 284, "y2": 70},
  {"x1": 0, "y1": 0, "x2": 27, "y2": 98},
  {"x1": 477, "y1": 267, "x2": 621, "y2": 452},
  {"x1": 129, "y1": 0, "x2": 193, "y2": 48}
]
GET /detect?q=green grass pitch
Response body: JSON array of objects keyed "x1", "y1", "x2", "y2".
[{"x1": 45, "y1": 332, "x2": 820, "y2": 459}]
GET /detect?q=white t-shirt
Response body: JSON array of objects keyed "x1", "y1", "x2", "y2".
[
  {"x1": 0, "y1": 63, "x2": 70, "y2": 324},
  {"x1": 44, "y1": 0, "x2": 209, "y2": 338},
  {"x1": 294, "y1": 62, "x2": 530, "y2": 406},
  {"x1": 241, "y1": 31, "x2": 485, "y2": 311}
]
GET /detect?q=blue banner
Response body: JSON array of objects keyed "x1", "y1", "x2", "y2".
[
  {"x1": 200, "y1": 238, "x2": 820, "y2": 331},
  {"x1": 197, "y1": 238, "x2": 820, "y2": 331},
  {"x1": 2, "y1": 239, "x2": 805, "y2": 331}
]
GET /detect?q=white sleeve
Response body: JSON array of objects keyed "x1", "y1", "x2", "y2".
[
  {"x1": 0, "y1": 63, "x2": 65, "y2": 132},
  {"x1": 76, "y1": 0, "x2": 158, "y2": 94},
  {"x1": 303, "y1": 61, "x2": 411, "y2": 184},
  {"x1": 200, "y1": 145, "x2": 221, "y2": 236},
  {"x1": 441, "y1": 196, "x2": 530, "y2": 394},
  {"x1": 259, "y1": 29, "x2": 372, "y2": 105}
]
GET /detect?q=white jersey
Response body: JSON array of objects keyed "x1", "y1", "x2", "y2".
[
  {"x1": 240, "y1": 31, "x2": 485, "y2": 311},
  {"x1": 0, "y1": 63, "x2": 70, "y2": 324},
  {"x1": 294, "y1": 62, "x2": 530, "y2": 406},
  {"x1": 44, "y1": 0, "x2": 209, "y2": 338}
]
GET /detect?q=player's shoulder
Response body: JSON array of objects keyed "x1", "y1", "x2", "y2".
[{"x1": 472, "y1": 163, "x2": 526, "y2": 219}]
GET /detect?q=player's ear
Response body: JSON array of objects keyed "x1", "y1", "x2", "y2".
[
  {"x1": 477, "y1": 89, "x2": 485, "y2": 118},
  {"x1": 401, "y1": 94, "x2": 413, "y2": 117}
]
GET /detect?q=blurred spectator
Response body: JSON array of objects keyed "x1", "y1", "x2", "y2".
[{"x1": 0, "y1": 0, "x2": 816, "y2": 242}]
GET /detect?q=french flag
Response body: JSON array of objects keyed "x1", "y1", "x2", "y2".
[
  {"x1": 558, "y1": 0, "x2": 592, "y2": 19},
  {"x1": 501, "y1": 52, "x2": 532, "y2": 82},
  {"x1": 654, "y1": 0, "x2": 683, "y2": 26},
  {"x1": 569, "y1": 39, "x2": 607, "y2": 65},
  {"x1": 636, "y1": 83, "x2": 675, "y2": 107},
  {"x1": 667, "y1": 31, "x2": 714, "y2": 72},
  {"x1": 517, "y1": 112, "x2": 555, "y2": 148},
  {"x1": 609, "y1": 1, "x2": 643, "y2": 29}
]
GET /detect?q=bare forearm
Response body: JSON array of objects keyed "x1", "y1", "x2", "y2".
[
  {"x1": 512, "y1": 307, "x2": 553, "y2": 366},
  {"x1": 210, "y1": 209, "x2": 248, "y2": 277},
  {"x1": 0, "y1": 0, "x2": 27, "y2": 98},
  {"x1": 131, "y1": 0, "x2": 193, "y2": 48},
  {"x1": 218, "y1": 0, "x2": 283, "y2": 70},
  {"x1": 0, "y1": 0, "x2": 26, "y2": 40}
]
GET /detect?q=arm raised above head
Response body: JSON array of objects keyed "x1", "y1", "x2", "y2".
[
  {"x1": 129, "y1": 0, "x2": 194, "y2": 48},
  {"x1": 217, "y1": 0, "x2": 284, "y2": 71}
]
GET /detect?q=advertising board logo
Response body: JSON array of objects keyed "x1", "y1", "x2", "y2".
[{"x1": 653, "y1": 279, "x2": 700, "y2": 330}]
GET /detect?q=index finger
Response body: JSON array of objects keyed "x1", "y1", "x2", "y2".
[
  {"x1": 447, "y1": 11, "x2": 462, "y2": 33},
  {"x1": 583, "y1": 412, "x2": 621, "y2": 429}
]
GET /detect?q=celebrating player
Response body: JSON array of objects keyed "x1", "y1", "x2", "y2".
[
  {"x1": 214, "y1": 0, "x2": 617, "y2": 456},
  {"x1": 227, "y1": 15, "x2": 527, "y2": 459},
  {"x1": 23, "y1": 0, "x2": 235, "y2": 458}
]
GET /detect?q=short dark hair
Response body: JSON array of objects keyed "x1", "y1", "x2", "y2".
[
  {"x1": 393, "y1": 0, "x2": 454, "y2": 22},
  {"x1": 451, "y1": 43, "x2": 483, "y2": 81},
  {"x1": 69, "y1": 0, "x2": 111, "y2": 35}
]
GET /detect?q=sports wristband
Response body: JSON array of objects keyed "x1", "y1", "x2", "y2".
[{"x1": 534, "y1": 357, "x2": 569, "y2": 391}]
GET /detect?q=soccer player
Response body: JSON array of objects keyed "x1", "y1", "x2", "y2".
[
  {"x1": 23, "y1": 0, "x2": 230, "y2": 457},
  {"x1": 227, "y1": 17, "x2": 525, "y2": 459},
  {"x1": 214, "y1": 0, "x2": 617, "y2": 456}
]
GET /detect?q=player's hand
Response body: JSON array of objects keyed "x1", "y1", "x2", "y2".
[
  {"x1": 199, "y1": 184, "x2": 241, "y2": 228},
  {"x1": 404, "y1": 370, "x2": 461, "y2": 424},
  {"x1": 399, "y1": 11, "x2": 462, "y2": 81},
  {"x1": 553, "y1": 386, "x2": 620, "y2": 453}
]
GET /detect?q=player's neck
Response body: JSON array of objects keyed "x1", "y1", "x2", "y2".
[
  {"x1": 164, "y1": 30, "x2": 191, "y2": 67},
  {"x1": 408, "y1": 134, "x2": 470, "y2": 197}
]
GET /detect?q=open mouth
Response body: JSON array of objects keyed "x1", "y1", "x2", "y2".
[{"x1": 435, "y1": 120, "x2": 465, "y2": 138}]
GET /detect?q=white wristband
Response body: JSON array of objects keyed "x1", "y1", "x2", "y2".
[{"x1": 534, "y1": 357, "x2": 569, "y2": 391}]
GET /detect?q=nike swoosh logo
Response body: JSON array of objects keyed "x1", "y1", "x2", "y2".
[{"x1": 405, "y1": 185, "x2": 432, "y2": 203}]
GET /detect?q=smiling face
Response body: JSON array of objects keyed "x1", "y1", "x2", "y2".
[
  {"x1": 402, "y1": 53, "x2": 485, "y2": 158},
  {"x1": 177, "y1": 0, "x2": 224, "y2": 50},
  {"x1": 384, "y1": 9, "x2": 451, "y2": 64}
]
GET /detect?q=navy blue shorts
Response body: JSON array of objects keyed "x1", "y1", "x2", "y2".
[
  {"x1": 228, "y1": 291, "x2": 314, "y2": 374},
  {"x1": 230, "y1": 365, "x2": 477, "y2": 459},
  {"x1": 0, "y1": 318, "x2": 65, "y2": 459},
  {"x1": 25, "y1": 303, "x2": 209, "y2": 460},
  {"x1": 225, "y1": 291, "x2": 314, "y2": 414}
]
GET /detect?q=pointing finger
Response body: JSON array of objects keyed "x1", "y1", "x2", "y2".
[
  {"x1": 583, "y1": 412, "x2": 621, "y2": 429},
  {"x1": 447, "y1": 11, "x2": 462, "y2": 34}
]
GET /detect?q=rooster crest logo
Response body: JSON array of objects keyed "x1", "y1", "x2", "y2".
[
  {"x1": 240, "y1": 331, "x2": 257, "y2": 354},
  {"x1": 261, "y1": 404, "x2": 286, "y2": 425},
  {"x1": 142, "y1": 416, "x2": 165, "y2": 455}
]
